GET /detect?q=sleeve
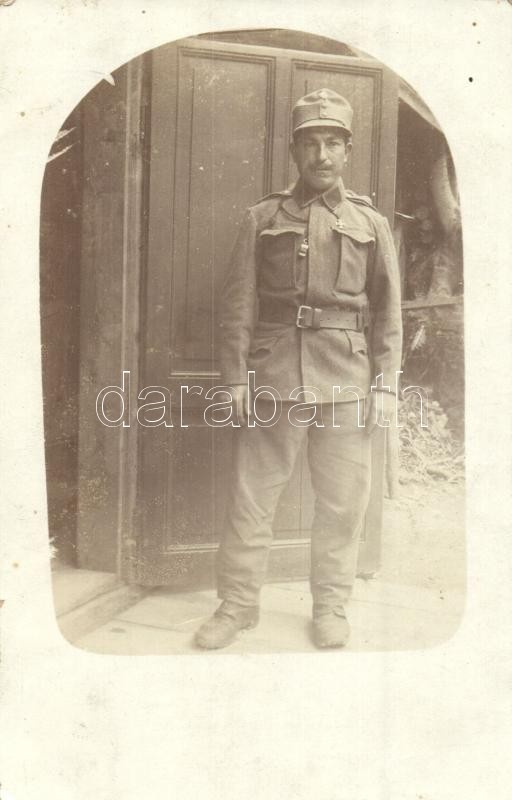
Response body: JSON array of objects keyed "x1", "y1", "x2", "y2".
[
  {"x1": 366, "y1": 213, "x2": 403, "y2": 394},
  {"x1": 218, "y1": 208, "x2": 259, "y2": 385}
]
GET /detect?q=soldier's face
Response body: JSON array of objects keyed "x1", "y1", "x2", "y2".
[{"x1": 290, "y1": 127, "x2": 351, "y2": 193}]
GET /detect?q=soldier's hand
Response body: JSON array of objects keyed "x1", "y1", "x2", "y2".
[
  {"x1": 365, "y1": 391, "x2": 396, "y2": 435},
  {"x1": 232, "y1": 384, "x2": 249, "y2": 426}
]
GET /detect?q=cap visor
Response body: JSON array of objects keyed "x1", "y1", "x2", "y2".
[{"x1": 294, "y1": 119, "x2": 351, "y2": 134}]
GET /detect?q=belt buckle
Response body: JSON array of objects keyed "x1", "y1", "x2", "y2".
[
  {"x1": 296, "y1": 305, "x2": 322, "y2": 329},
  {"x1": 296, "y1": 304, "x2": 312, "y2": 328}
]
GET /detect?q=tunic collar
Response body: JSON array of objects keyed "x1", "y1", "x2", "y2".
[
  {"x1": 291, "y1": 177, "x2": 345, "y2": 210},
  {"x1": 279, "y1": 178, "x2": 345, "y2": 220}
]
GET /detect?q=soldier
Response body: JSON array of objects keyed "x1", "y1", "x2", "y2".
[{"x1": 195, "y1": 88, "x2": 402, "y2": 649}]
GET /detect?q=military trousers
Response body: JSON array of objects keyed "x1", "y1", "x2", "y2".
[{"x1": 216, "y1": 401, "x2": 372, "y2": 615}]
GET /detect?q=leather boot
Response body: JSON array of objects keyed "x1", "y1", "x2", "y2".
[
  {"x1": 312, "y1": 607, "x2": 350, "y2": 648},
  {"x1": 195, "y1": 600, "x2": 259, "y2": 649}
]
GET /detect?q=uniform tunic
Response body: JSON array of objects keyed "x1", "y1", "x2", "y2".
[{"x1": 219, "y1": 178, "x2": 402, "y2": 401}]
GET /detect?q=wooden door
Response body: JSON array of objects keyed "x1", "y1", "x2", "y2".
[{"x1": 133, "y1": 38, "x2": 397, "y2": 586}]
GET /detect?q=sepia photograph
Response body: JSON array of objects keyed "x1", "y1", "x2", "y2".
[
  {"x1": 42, "y1": 28, "x2": 465, "y2": 654},
  {"x1": 3, "y1": 3, "x2": 512, "y2": 799}
]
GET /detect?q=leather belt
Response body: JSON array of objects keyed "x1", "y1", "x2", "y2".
[{"x1": 259, "y1": 303, "x2": 369, "y2": 331}]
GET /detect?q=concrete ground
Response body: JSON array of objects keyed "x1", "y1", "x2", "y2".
[
  {"x1": 73, "y1": 577, "x2": 464, "y2": 655},
  {"x1": 60, "y1": 482, "x2": 465, "y2": 655}
]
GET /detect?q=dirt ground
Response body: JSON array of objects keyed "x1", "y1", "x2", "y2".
[{"x1": 379, "y1": 479, "x2": 465, "y2": 595}]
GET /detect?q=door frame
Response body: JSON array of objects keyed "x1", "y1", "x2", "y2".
[{"x1": 76, "y1": 54, "x2": 150, "y2": 580}]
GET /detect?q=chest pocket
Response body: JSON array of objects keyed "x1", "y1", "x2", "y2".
[
  {"x1": 333, "y1": 225, "x2": 375, "y2": 295},
  {"x1": 259, "y1": 227, "x2": 305, "y2": 290}
]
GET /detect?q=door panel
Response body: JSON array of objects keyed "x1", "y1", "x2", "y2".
[
  {"x1": 171, "y1": 48, "x2": 273, "y2": 375},
  {"x1": 134, "y1": 38, "x2": 397, "y2": 586},
  {"x1": 165, "y1": 416, "x2": 231, "y2": 548}
]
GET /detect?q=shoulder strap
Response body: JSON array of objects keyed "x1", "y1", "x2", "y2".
[
  {"x1": 254, "y1": 186, "x2": 293, "y2": 204},
  {"x1": 345, "y1": 189, "x2": 378, "y2": 211}
]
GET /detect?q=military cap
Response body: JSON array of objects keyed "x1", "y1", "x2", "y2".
[{"x1": 292, "y1": 88, "x2": 353, "y2": 135}]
